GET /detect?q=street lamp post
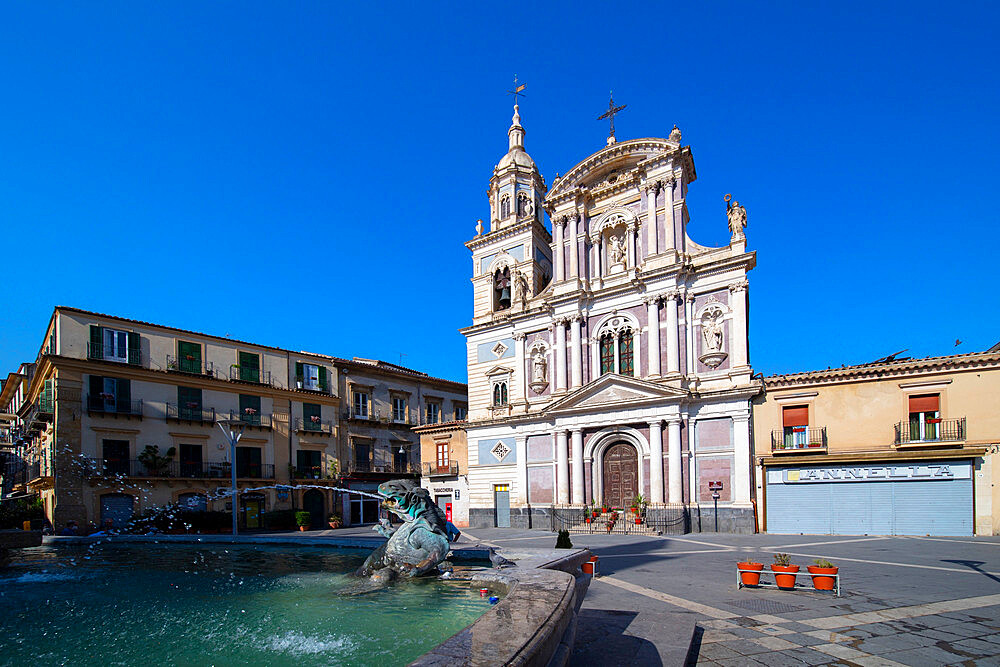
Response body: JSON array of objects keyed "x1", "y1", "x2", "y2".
[{"x1": 217, "y1": 418, "x2": 247, "y2": 537}]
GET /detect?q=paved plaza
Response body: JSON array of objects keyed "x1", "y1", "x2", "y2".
[{"x1": 461, "y1": 527, "x2": 1000, "y2": 666}]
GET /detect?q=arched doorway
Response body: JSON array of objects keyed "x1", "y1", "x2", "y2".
[
  {"x1": 602, "y1": 443, "x2": 638, "y2": 508},
  {"x1": 303, "y1": 489, "x2": 325, "y2": 529}
]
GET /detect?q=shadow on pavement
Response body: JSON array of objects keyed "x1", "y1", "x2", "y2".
[
  {"x1": 942, "y1": 559, "x2": 1000, "y2": 585},
  {"x1": 570, "y1": 609, "x2": 663, "y2": 666}
]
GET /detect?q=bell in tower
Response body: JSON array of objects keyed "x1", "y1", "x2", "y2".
[{"x1": 494, "y1": 267, "x2": 511, "y2": 310}]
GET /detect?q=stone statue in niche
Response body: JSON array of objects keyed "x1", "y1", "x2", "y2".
[
  {"x1": 516, "y1": 270, "x2": 529, "y2": 307},
  {"x1": 725, "y1": 194, "x2": 747, "y2": 241},
  {"x1": 529, "y1": 348, "x2": 549, "y2": 393},
  {"x1": 608, "y1": 230, "x2": 627, "y2": 271},
  {"x1": 699, "y1": 306, "x2": 728, "y2": 369}
]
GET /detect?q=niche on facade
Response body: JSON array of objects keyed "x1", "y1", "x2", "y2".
[
  {"x1": 493, "y1": 266, "x2": 511, "y2": 311},
  {"x1": 594, "y1": 210, "x2": 636, "y2": 276},
  {"x1": 698, "y1": 305, "x2": 728, "y2": 369},
  {"x1": 527, "y1": 341, "x2": 549, "y2": 394}
]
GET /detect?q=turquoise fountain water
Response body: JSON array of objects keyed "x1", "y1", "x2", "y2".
[{"x1": 0, "y1": 543, "x2": 489, "y2": 666}]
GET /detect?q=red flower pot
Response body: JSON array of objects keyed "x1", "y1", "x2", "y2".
[
  {"x1": 738, "y1": 562, "x2": 764, "y2": 586},
  {"x1": 634, "y1": 517, "x2": 641, "y2": 525},
  {"x1": 807, "y1": 565, "x2": 838, "y2": 591},
  {"x1": 771, "y1": 564, "x2": 800, "y2": 589}
]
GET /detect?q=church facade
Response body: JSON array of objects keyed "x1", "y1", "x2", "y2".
[{"x1": 460, "y1": 103, "x2": 761, "y2": 532}]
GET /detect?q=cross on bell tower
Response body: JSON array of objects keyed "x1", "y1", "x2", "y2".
[{"x1": 597, "y1": 92, "x2": 627, "y2": 146}]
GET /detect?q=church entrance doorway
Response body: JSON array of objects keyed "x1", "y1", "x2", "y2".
[{"x1": 603, "y1": 443, "x2": 638, "y2": 509}]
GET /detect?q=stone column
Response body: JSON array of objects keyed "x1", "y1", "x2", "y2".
[
  {"x1": 733, "y1": 415, "x2": 751, "y2": 505},
  {"x1": 645, "y1": 181, "x2": 659, "y2": 257},
  {"x1": 666, "y1": 292, "x2": 680, "y2": 374},
  {"x1": 663, "y1": 177, "x2": 676, "y2": 251},
  {"x1": 515, "y1": 436, "x2": 528, "y2": 504},
  {"x1": 514, "y1": 332, "x2": 527, "y2": 405},
  {"x1": 667, "y1": 418, "x2": 683, "y2": 504},
  {"x1": 592, "y1": 234, "x2": 603, "y2": 278},
  {"x1": 568, "y1": 212, "x2": 579, "y2": 279},
  {"x1": 553, "y1": 216, "x2": 565, "y2": 282},
  {"x1": 729, "y1": 280, "x2": 749, "y2": 368},
  {"x1": 579, "y1": 209, "x2": 588, "y2": 279},
  {"x1": 626, "y1": 222, "x2": 637, "y2": 270},
  {"x1": 570, "y1": 316, "x2": 583, "y2": 389},
  {"x1": 685, "y1": 293, "x2": 695, "y2": 375},
  {"x1": 648, "y1": 419, "x2": 664, "y2": 504},
  {"x1": 571, "y1": 429, "x2": 584, "y2": 505},
  {"x1": 646, "y1": 296, "x2": 661, "y2": 378},
  {"x1": 554, "y1": 318, "x2": 567, "y2": 392},
  {"x1": 555, "y1": 429, "x2": 569, "y2": 505}
]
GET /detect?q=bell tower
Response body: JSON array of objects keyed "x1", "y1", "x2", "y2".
[{"x1": 465, "y1": 100, "x2": 552, "y2": 325}]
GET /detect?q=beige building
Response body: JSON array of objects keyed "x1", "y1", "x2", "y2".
[
  {"x1": 9, "y1": 307, "x2": 467, "y2": 533},
  {"x1": 752, "y1": 347, "x2": 1000, "y2": 536},
  {"x1": 415, "y1": 420, "x2": 469, "y2": 526}
]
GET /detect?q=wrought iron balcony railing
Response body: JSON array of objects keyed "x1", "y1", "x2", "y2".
[
  {"x1": 228, "y1": 410, "x2": 272, "y2": 429},
  {"x1": 295, "y1": 417, "x2": 333, "y2": 434},
  {"x1": 166, "y1": 403, "x2": 217, "y2": 423},
  {"x1": 345, "y1": 461, "x2": 418, "y2": 475},
  {"x1": 894, "y1": 417, "x2": 966, "y2": 445},
  {"x1": 293, "y1": 376, "x2": 330, "y2": 394},
  {"x1": 166, "y1": 355, "x2": 215, "y2": 377},
  {"x1": 771, "y1": 426, "x2": 827, "y2": 451},
  {"x1": 229, "y1": 365, "x2": 271, "y2": 385},
  {"x1": 87, "y1": 342, "x2": 142, "y2": 366},
  {"x1": 422, "y1": 462, "x2": 459, "y2": 477},
  {"x1": 81, "y1": 457, "x2": 275, "y2": 479},
  {"x1": 86, "y1": 395, "x2": 143, "y2": 417}
]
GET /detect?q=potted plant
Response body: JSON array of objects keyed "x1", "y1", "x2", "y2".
[
  {"x1": 327, "y1": 513, "x2": 342, "y2": 529},
  {"x1": 295, "y1": 511, "x2": 311, "y2": 531},
  {"x1": 738, "y1": 556, "x2": 764, "y2": 586},
  {"x1": 771, "y1": 553, "x2": 799, "y2": 590},
  {"x1": 808, "y1": 558, "x2": 838, "y2": 591}
]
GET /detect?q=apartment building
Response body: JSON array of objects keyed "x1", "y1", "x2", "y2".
[
  {"x1": 11, "y1": 307, "x2": 467, "y2": 533},
  {"x1": 752, "y1": 347, "x2": 1000, "y2": 536},
  {"x1": 415, "y1": 420, "x2": 469, "y2": 527},
  {"x1": 0, "y1": 363, "x2": 35, "y2": 498}
]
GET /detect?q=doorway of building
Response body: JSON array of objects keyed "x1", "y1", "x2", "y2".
[
  {"x1": 242, "y1": 493, "x2": 264, "y2": 528},
  {"x1": 603, "y1": 442, "x2": 639, "y2": 508},
  {"x1": 349, "y1": 496, "x2": 380, "y2": 525},
  {"x1": 435, "y1": 494, "x2": 453, "y2": 522},
  {"x1": 494, "y1": 484, "x2": 510, "y2": 527},
  {"x1": 302, "y1": 489, "x2": 325, "y2": 529},
  {"x1": 100, "y1": 493, "x2": 134, "y2": 529}
]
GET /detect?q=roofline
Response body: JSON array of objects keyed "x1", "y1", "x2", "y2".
[
  {"x1": 413, "y1": 420, "x2": 468, "y2": 434},
  {"x1": 763, "y1": 350, "x2": 1000, "y2": 388}
]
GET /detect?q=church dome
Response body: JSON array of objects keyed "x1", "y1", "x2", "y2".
[{"x1": 497, "y1": 146, "x2": 536, "y2": 170}]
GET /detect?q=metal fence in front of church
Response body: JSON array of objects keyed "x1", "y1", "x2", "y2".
[{"x1": 550, "y1": 506, "x2": 690, "y2": 536}]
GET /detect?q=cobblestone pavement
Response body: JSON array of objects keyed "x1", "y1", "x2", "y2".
[{"x1": 462, "y1": 528, "x2": 1000, "y2": 666}]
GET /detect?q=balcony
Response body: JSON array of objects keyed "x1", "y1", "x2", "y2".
[
  {"x1": 341, "y1": 409, "x2": 432, "y2": 426},
  {"x1": 771, "y1": 427, "x2": 827, "y2": 453},
  {"x1": 229, "y1": 365, "x2": 271, "y2": 386},
  {"x1": 229, "y1": 410, "x2": 272, "y2": 430},
  {"x1": 82, "y1": 458, "x2": 275, "y2": 479},
  {"x1": 166, "y1": 403, "x2": 217, "y2": 423},
  {"x1": 291, "y1": 461, "x2": 339, "y2": 480},
  {"x1": 422, "y1": 462, "x2": 459, "y2": 477},
  {"x1": 87, "y1": 342, "x2": 142, "y2": 366},
  {"x1": 894, "y1": 418, "x2": 966, "y2": 446},
  {"x1": 26, "y1": 398, "x2": 54, "y2": 432},
  {"x1": 295, "y1": 417, "x2": 333, "y2": 434},
  {"x1": 293, "y1": 376, "x2": 331, "y2": 394},
  {"x1": 166, "y1": 355, "x2": 215, "y2": 378},
  {"x1": 86, "y1": 395, "x2": 143, "y2": 418},
  {"x1": 345, "y1": 461, "x2": 418, "y2": 475}
]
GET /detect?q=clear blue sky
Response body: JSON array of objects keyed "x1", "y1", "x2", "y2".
[{"x1": 1, "y1": 2, "x2": 997, "y2": 383}]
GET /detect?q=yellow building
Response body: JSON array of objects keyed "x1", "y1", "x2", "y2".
[
  {"x1": 752, "y1": 347, "x2": 1000, "y2": 536},
  {"x1": 415, "y1": 420, "x2": 469, "y2": 526},
  {"x1": 10, "y1": 306, "x2": 467, "y2": 533}
]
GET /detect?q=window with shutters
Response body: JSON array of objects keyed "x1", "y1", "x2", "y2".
[
  {"x1": 392, "y1": 396, "x2": 407, "y2": 423},
  {"x1": 782, "y1": 405, "x2": 810, "y2": 449},
  {"x1": 426, "y1": 401, "x2": 441, "y2": 424},
  {"x1": 237, "y1": 351, "x2": 261, "y2": 383},
  {"x1": 303, "y1": 402, "x2": 322, "y2": 431},
  {"x1": 239, "y1": 394, "x2": 262, "y2": 426},
  {"x1": 454, "y1": 404, "x2": 467, "y2": 421},
  {"x1": 908, "y1": 394, "x2": 940, "y2": 442},
  {"x1": 88, "y1": 375, "x2": 132, "y2": 415},
  {"x1": 177, "y1": 341, "x2": 202, "y2": 373},
  {"x1": 295, "y1": 362, "x2": 328, "y2": 392},
  {"x1": 436, "y1": 442, "x2": 449, "y2": 472},
  {"x1": 353, "y1": 391, "x2": 369, "y2": 419},
  {"x1": 89, "y1": 325, "x2": 140, "y2": 365},
  {"x1": 178, "y1": 386, "x2": 202, "y2": 420}
]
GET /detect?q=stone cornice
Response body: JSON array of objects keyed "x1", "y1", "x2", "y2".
[{"x1": 466, "y1": 219, "x2": 551, "y2": 252}]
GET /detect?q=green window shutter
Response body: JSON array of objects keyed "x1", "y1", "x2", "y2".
[
  {"x1": 178, "y1": 386, "x2": 202, "y2": 407},
  {"x1": 318, "y1": 367, "x2": 328, "y2": 391},
  {"x1": 88, "y1": 375, "x2": 102, "y2": 408},
  {"x1": 239, "y1": 351, "x2": 260, "y2": 370},
  {"x1": 90, "y1": 326, "x2": 103, "y2": 359},
  {"x1": 295, "y1": 362, "x2": 303, "y2": 379},
  {"x1": 127, "y1": 332, "x2": 140, "y2": 365},
  {"x1": 178, "y1": 341, "x2": 201, "y2": 372},
  {"x1": 303, "y1": 403, "x2": 320, "y2": 420},
  {"x1": 116, "y1": 379, "x2": 131, "y2": 409},
  {"x1": 239, "y1": 394, "x2": 261, "y2": 413}
]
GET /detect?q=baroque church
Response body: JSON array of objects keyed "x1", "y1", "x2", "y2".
[{"x1": 460, "y1": 100, "x2": 760, "y2": 532}]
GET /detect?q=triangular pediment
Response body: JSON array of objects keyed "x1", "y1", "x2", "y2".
[
  {"x1": 484, "y1": 365, "x2": 514, "y2": 377},
  {"x1": 543, "y1": 374, "x2": 686, "y2": 415}
]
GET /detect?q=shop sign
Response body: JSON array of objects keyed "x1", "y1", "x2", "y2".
[
  {"x1": 775, "y1": 463, "x2": 971, "y2": 484},
  {"x1": 435, "y1": 487, "x2": 453, "y2": 493}
]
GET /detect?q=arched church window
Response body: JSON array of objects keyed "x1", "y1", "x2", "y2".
[
  {"x1": 600, "y1": 333, "x2": 615, "y2": 376},
  {"x1": 494, "y1": 266, "x2": 511, "y2": 310},
  {"x1": 619, "y1": 329, "x2": 634, "y2": 376},
  {"x1": 500, "y1": 194, "x2": 511, "y2": 219},
  {"x1": 516, "y1": 193, "x2": 532, "y2": 218},
  {"x1": 492, "y1": 381, "x2": 508, "y2": 406}
]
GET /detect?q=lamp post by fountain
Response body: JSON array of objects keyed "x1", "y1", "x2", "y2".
[{"x1": 216, "y1": 418, "x2": 247, "y2": 537}]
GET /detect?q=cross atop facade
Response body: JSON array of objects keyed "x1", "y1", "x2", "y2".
[
  {"x1": 597, "y1": 91, "x2": 627, "y2": 142},
  {"x1": 507, "y1": 75, "x2": 526, "y2": 104}
]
